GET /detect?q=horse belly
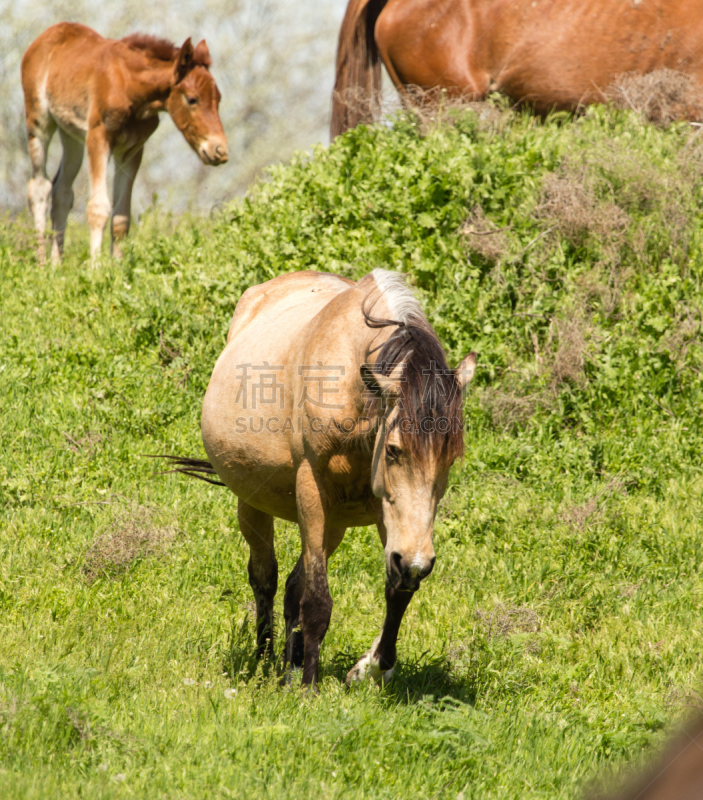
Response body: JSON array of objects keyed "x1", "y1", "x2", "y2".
[
  {"x1": 202, "y1": 334, "x2": 299, "y2": 521},
  {"x1": 487, "y1": 0, "x2": 703, "y2": 111},
  {"x1": 46, "y1": 95, "x2": 89, "y2": 140}
]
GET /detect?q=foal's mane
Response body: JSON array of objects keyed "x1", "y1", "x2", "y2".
[
  {"x1": 360, "y1": 270, "x2": 464, "y2": 468},
  {"x1": 122, "y1": 33, "x2": 211, "y2": 67}
]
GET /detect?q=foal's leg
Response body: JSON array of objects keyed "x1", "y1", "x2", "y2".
[
  {"x1": 26, "y1": 119, "x2": 56, "y2": 264},
  {"x1": 85, "y1": 124, "x2": 111, "y2": 264},
  {"x1": 238, "y1": 499, "x2": 278, "y2": 658},
  {"x1": 111, "y1": 146, "x2": 143, "y2": 259},
  {"x1": 50, "y1": 129, "x2": 84, "y2": 263},
  {"x1": 296, "y1": 460, "x2": 346, "y2": 687}
]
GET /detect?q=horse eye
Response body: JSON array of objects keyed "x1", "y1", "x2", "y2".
[
  {"x1": 386, "y1": 444, "x2": 402, "y2": 461},
  {"x1": 187, "y1": 96, "x2": 198, "y2": 106}
]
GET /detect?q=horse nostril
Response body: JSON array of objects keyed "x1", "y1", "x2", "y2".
[
  {"x1": 390, "y1": 551, "x2": 404, "y2": 577},
  {"x1": 422, "y1": 556, "x2": 437, "y2": 579}
]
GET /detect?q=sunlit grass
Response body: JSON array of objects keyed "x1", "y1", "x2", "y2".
[{"x1": 2, "y1": 103, "x2": 703, "y2": 798}]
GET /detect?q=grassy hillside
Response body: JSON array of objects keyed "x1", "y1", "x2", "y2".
[{"x1": 2, "y1": 102, "x2": 703, "y2": 799}]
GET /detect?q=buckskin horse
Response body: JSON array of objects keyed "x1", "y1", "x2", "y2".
[
  {"x1": 331, "y1": 0, "x2": 703, "y2": 137},
  {"x1": 170, "y1": 269, "x2": 476, "y2": 687},
  {"x1": 21, "y1": 23, "x2": 228, "y2": 263}
]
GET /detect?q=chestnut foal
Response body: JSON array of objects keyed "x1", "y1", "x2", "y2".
[{"x1": 21, "y1": 23, "x2": 228, "y2": 263}]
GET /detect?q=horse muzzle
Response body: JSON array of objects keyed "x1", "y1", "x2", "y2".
[
  {"x1": 387, "y1": 551, "x2": 436, "y2": 592},
  {"x1": 199, "y1": 140, "x2": 228, "y2": 166}
]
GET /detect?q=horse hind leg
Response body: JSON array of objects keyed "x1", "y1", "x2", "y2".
[
  {"x1": 111, "y1": 145, "x2": 144, "y2": 259},
  {"x1": 26, "y1": 118, "x2": 56, "y2": 264},
  {"x1": 237, "y1": 499, "x2": 278, "y2": 658},
  {"x1": 283, "y1": 556, "x2": 305, "y2": 676},
  {"x1": 50, "y1": 129, "x2": 84, "y2": 263}
]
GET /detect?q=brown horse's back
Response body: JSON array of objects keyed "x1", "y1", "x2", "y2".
[
  {"x1": 476, "y1": 0, "x2": 703, "y2": 113},
  {"x1": 333, "y1": 0, "x2": 703, "y2": 135},
  {"x1": 22, "y1": 23, "x2": 105, "y2": 90}
]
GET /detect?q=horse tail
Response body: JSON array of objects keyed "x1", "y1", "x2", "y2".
[
  {"x1": 143, "y1": 454, "x2": 225, "y2": 486},
  {"x1": 331, "y1": 0, "x2": 389, "y2": 138}
]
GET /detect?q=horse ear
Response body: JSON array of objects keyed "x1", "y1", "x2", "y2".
[
  {"x1": 360, "y1": 359, "x2": 407, "y2": 401},
  {"x1": 175, "y1": 38, "x2": 194, "y2": 83},
  {"x1": 193, "y1": 39, "x2": 212, "y2": 68},
  {"x1": 455, "y1": 352, "x2": 477, "y2": 395}
]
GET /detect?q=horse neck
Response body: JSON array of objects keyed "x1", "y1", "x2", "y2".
[{"x1": 121, "y1": 48, "x2": 177, "y2": 113}]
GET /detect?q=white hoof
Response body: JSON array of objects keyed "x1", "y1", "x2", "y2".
[{"x1": 346, "y1": 642, "x2": 394, "y2": 686}]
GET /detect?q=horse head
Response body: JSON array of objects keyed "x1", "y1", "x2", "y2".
[
  {"x1": 166, "y1": 38, "x2": 228, "y2": 166},
  {"x1": 362, "y1": 342, "x2": 477, "y2": 592}
]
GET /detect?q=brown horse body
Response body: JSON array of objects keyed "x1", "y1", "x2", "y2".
[
  {"x1": 594, "y1": 713, "x2": 703, "y2": 800},
  {"x1": 21, "y1": 23, "x2": 228, "y2": 262},
  {"x1": 332, "y1": 0, "x2": 703, "y2": 136}
]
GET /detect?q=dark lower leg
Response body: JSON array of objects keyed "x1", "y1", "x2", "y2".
[
  {"x1": 283, "y1": 557, "x2": 304, "y2": 669},
  {"x1": 237, "y1": 500, "x2": 277, "y2": 658},
  {"x1": 283, "y1": 556, "x2": 304, "y2": 668},
  {"x1": 247, "y1": 556, "x2": 278, "y2": 657},
  {"x1": 299, "y1": 563, "x2": 333, "y2": 687},
  {"x1": 374, "y1": 586, "x2": 414, "y2": 672},
  {"x1": 50, "y1": 130, "x2": 83, "y2": 260}
]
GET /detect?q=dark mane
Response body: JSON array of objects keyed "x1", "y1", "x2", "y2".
[
  {"x1": 122, "y1": 33, "x2": 211, "y2": 67},
  {"x1": 362, "y1": 303, "x2": 464, "y2": 468},
  {"x1": 122, "y1": 33, "x2": 178, "y2": 62}
]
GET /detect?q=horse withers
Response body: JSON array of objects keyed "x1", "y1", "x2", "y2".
[
  {"x1": 21, "y1": 23, "x2": 228, "y2": 264},
  {"x1": 180, "y1": 269, "x2": 475, "y2": 688}
]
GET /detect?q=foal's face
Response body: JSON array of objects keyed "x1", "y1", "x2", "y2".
[{"x1": 167, "y1": 66, "x2": 228, "y2": 166}]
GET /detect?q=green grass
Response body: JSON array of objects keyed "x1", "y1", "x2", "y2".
[{"x1": 2, "y1": 102, "x2": 703, "y2": 798}]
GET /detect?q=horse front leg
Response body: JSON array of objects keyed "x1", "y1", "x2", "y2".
[
  {"x1": 86, "y1": 124, "x2": 111, "y2": 265},
  {"x1": 346, "y1": 585, "x2": 414, "y2": 685},
  {"x1": 296, "y1": 460, "x2": 345, "y2": 688},
  {"x1": 347, "y1": 519, "x2": 414, "y2": 685},
  {"x1": 112, "y1": 118, "x2": 156, "y2": 258},
  {"x1": 283, "y1": 555, "x2": 305, "y2": 674}
]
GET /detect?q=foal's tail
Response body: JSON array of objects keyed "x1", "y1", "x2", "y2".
[
  {"x1": 331, "y1": 0, "x2": 389, "y2": 138},
  {"x1": 144, "y1": 454, "x2": 225, "y2": 486}
]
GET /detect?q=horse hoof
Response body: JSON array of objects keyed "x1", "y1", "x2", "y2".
[
  {"x1": 346, "y1": 651, "x2": 394, "y2": 686},
  {"x1": 281, "y1": 666, "x2": 302, "y2": 687}
]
